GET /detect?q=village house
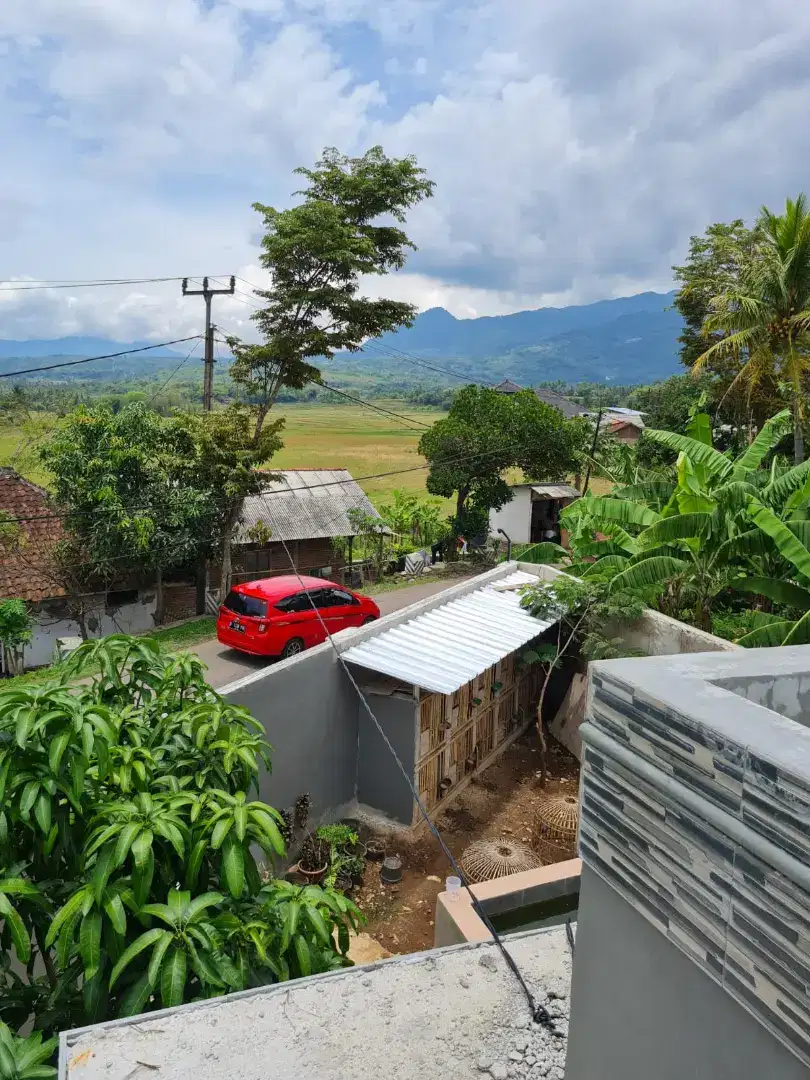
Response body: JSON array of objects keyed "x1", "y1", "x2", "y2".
[
  {"x1": 491, "y1": 377, "x2": 587, "y2": 418},
  {"x1": 488, "y1": 481, "x2": 581, "y2": 547},
  {"x1": 0, "y1": 467, "x2": 385, "y2": 669},
  {"x1": 0, "y1": 468, "x2": 157, "y2": 670}
]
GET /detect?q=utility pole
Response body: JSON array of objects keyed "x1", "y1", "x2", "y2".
[{"x1": 182, "y1": 276, "x2": 235, "y2": 411}]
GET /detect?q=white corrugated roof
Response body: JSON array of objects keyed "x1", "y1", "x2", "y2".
[
  {"x1": 531, "y1": 484, "x2": 580, "y2": 500},
  {"x1": 341, "y1": 570, "x2": 554, "y2": 695}
]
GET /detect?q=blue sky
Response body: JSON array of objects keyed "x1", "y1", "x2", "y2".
[{"x1": 0, "y1": 0, "x2": 808, "y2": 342}]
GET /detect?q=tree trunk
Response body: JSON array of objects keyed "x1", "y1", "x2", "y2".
[
  {"x1": 793, "y1": 392, "x2": 805, "y2": 465},
  {"x1": 219, "y1": 502, "x2": 242, "y2": 602},
  {"x1": 455, "y1": 486, "x2": 469, "y2": 522},
  {"x1": 154, "y1": 567, "x2": 165, "y2": 626}
]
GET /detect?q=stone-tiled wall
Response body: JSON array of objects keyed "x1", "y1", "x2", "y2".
[{"x1": 579, "y1": 662, "x2": 810, "y2": 1068}]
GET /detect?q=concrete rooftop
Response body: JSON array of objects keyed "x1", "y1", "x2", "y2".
[{"x1": 60, "y1": 929, "x2": 572, "y2": 1080}]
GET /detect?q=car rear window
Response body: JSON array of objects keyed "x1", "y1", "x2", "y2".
[{"x1": 222, "y1": 591, "x2": 267, "y2": 618}]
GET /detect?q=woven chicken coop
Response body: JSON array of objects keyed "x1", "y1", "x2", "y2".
[{"x1": 343, "y1": 568, "x2": 558, "y2": 827}]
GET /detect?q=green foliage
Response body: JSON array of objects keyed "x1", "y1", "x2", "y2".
[
  {"x1": 0, "y1": 1023, "x2": 57, "y2": 1080},
  {"x1": 39, "y1": 404, "x2": 217, "y2": 623},
  {"x1": 563, "y1": 404, "x2": 810, "y2": 638},
  {"x1": 0, "y1": 601, "x2": 33, "y2": 653},
  {"x1": 0, "y1": 635, "x2": 361, "y2": 1050},
  {"x1": 418, "y1": 385, "x2": 586, "y2": 537},
  {"x1": 377, "y1": 490, "x2": 448, "y2": 548},
  {"x1": 687, "y1": 196, "x2": 810, "y2": 463},
  {"x1": 246, "y1": 146, "x2": 434, "y2": 373}
]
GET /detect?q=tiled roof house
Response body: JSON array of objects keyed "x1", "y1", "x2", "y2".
[{"x1": 0, "y1": 468, "x2": 66, "y2": 602}]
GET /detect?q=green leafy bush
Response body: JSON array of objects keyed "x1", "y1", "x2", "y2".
[{"x1": 0, "y1": 635, "x2": 362, "y2": 1058}]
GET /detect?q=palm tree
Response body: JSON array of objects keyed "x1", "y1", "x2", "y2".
[{"x1": 696, "y1": 194, "x2": 810, "y2": 463}]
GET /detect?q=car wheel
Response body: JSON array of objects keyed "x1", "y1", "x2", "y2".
[
  {"x1": 362, "y1": 616, "x2": 377, "y2": 625},
  {"x1": 281, "y1": 637, "x2": 305, "y2": 660}
]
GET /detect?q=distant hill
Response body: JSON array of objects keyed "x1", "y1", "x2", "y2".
[
  {"x1": 0, "y1": 290, "x2": 683, "y2": 388},
  {"x1": 0, "y1": 337, "x2": 185, "y2": 359},
  {"x1": 333, "y1": 289, "x2": 683, "y2": 385}
]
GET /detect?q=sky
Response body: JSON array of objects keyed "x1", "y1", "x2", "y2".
[{"x1": 1, "y1": 0, "x2": 809, "y2": 343}]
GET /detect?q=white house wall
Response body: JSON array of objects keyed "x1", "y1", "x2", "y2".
[
  {"x1": 488, "y1": 487, "x2": 533, "y2": 543},
  {"x1": 21, "y1": 593, "x2": 157, "y2": 669}
]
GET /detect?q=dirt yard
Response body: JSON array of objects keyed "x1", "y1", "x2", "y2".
[{"x1": 352, "y1": 731, "x2": 579, "y2": 955}]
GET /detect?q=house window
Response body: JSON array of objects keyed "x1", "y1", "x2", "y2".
[{"x1": 244, "y1": 549, "x2": 273, "y2": 574}]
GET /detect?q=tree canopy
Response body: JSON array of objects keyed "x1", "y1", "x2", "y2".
[{"x1": 418, "y1": 386, "x2": 586, "y2": 537}]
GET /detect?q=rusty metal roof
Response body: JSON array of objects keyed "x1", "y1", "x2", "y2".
[{"x1": 234, "y1": 470, "x2": 383, "y2": 544}]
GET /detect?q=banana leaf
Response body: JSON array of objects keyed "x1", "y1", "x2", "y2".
[
  {"x1": 783, "y1": 610, "x2": 810, "y2": 646},
  {"x1": 612, "y1": 482, "x2": 676, "y2": 509},
  {"x1": 736, "y1": 621, "x2": 796, "y2": 647},
  {"x1": 732, "y1": 409, "x2": 791, "y2": 476},
  {"x1": 643, "y1": 428, "x2": 734, "y2": 479},
  {"x1": 636, "y1": 513, "x2": 711, "y2": 549},
  {"x1": 764, "y1": 457, "x2": 810, "y2": 507},
  {"x1": 747, "y1": 498, "x2": 810, "y2": 580},
  {"x1": 731, "y1": 576, "x2": 810, "y2": 610},
  {"x1": 575, "y1": 497, "x2": 660, "y2": 529},
  {"x1": 610, "y1": 556, "x2": 689, "y2": 593}
]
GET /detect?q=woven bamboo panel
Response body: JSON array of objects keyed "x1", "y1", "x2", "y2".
[
  {"x1": 417, "y1": 751, "x2": 442, "y2": 811},
  {"x1": 450, "y1": 721, "x2": 476, "y2": 777},
  {"x1": 496, "y1": 686, "x2": 519, "y2": 744},
  {"x1": 419, "y1": 692, "x2": 449, "y2": 757},
  {"x1": 475, "y1": 705, "x2": 495, "y2": 759},
  {"x1": 451, "y1": 682, "x2": 471, "y2": 727}
]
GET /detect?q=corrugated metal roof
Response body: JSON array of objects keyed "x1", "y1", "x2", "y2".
[
  {"x1": 341, "y1": 569, "x2": 554, "y2": 695},
  {"x1": 235, "y1": 470, "x2": 383, "y2": 544},
  {"x1": 531, "y1": 484, "x2": 581, "y2": 500}
]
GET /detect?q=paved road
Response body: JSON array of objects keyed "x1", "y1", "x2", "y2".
[{"x1": 195, "y1": 575, "x2": 475, "y2": 688}]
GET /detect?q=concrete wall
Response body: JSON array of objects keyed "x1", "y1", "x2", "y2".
[
  {"x1": 223, "y1": 644, "x2": 358, "y2": 822},
  {"x1": 489, "y1": 487, "x2": 533, "y2": 543},
  {"x1": 565, "y1": 867, "x2": 807, "y2": 1080},
  {"x1": 613, "y1": 606, "x2": 740, "y2": 655},
  {"x1": 22, "y1": 592, "x2": 157, "y2": 669},
  {"x1": 357, "y1": 691, "x2": 417, "y2": 825}
]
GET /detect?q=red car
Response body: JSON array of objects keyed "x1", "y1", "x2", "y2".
[{"x1": 216, "y1": 575, "x2": 380, "y2": 659}]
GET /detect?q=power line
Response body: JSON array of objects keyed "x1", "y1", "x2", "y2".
[
  {"x1": 0, "y1": 277, "x2": 192, "y2": 292},
  {"x1": 0, "y1": 336, "x2": 204, "y2": 380},
  {"x1": 313, "y1": 379, "x2": 432, "y2": 430},
  {"x1": 146, "y1": 339, "x2": 203, "y2": 406}
]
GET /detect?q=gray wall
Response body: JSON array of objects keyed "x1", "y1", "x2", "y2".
[
  {"x1": 357, "y1": 693, "x2": 417, "y2": 825},
  {"x1": 223, "y1": 644, "x2": 358, "y2": 821},
  {"x1": 565, "y1": 867, "x2": 808, "y2": 1080}
]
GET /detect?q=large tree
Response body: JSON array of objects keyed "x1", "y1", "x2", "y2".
[
  {"x1": 40, "y1": 403, "x2": 211, "y2": 626},
  {"x1": 695, "y1": 194, "x2": 810, "y2": 464},
  {"x1": 214, "y1": 145, "x2": 433, "y2": 595},
  {"x1": 418, "y1": 386, "x2": 586, "y2": 538}
]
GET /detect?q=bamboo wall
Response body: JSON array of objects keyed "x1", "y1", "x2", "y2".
[{"x1": 414, "y1": 651, "x2": 542, "y2": 825}]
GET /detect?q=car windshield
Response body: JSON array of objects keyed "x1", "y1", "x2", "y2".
[{"x1": 223, "y1": 591, "x2": 267, "y2": 618}]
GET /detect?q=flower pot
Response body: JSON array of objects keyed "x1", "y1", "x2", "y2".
[
  {"x1": 366, "y1": 839, "x2": 385, "y2": 861},
  {"x1": 335, "y1": 873, "x2": 353, "y2": 893},
  {"x1": 299, "y1": 862, "x2": 328, "y2": 884},
  {"x1": 348, "y1": 840, "x2": 367, "y2": 860},
  {"x1": 285, "y1": 862, "x2": 307, "y2": 885}
]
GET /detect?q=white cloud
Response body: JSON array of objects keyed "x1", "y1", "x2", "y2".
[{"x1": 1, "y1": 0, "x2": 809, "y2": 340}]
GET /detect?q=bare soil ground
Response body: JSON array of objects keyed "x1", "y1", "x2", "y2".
[{"x1": 352, "y1": 731, "x2": 579, "y2": 955}]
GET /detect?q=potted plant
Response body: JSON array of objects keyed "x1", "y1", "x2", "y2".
[
  {"x1": 366, "y1": 837, "x2": 385, "y2": 861},
  {"x1": 298, "y1": 835, "x2": 330, "y2": 883},
  {"x1": 342, "y1": 853, "x2": 366, "y2": 887}
]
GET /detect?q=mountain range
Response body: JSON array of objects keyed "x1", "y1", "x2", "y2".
[
  {"x1": 0, "y1": 289, "x2": 684, "y2": 386},
  {"x1": 335, "y1": 289, "x2": 683, "y2": 385}
]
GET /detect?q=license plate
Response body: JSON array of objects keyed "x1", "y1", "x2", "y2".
[{"x1": 229, "y1": 620, "x2": 245, "y2": 633}]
